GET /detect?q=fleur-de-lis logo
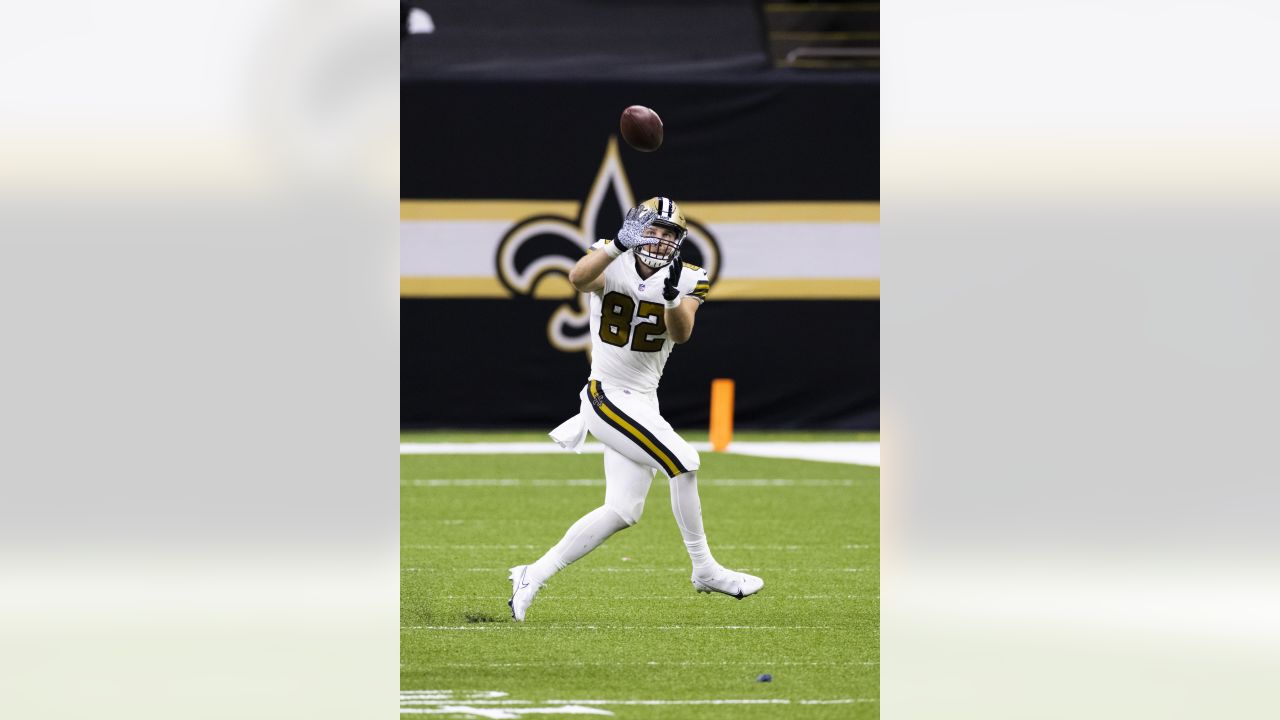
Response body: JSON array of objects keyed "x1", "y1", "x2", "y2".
[{"x1": 495, "y1": 137, "x2": 721, "y2": 354}]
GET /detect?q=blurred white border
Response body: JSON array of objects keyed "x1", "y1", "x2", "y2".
[
  {"x1": 884, "y1": 1, "x2": 1280, "y2": 718},
  {"x1": 0, "y1": 2, "x2": 398, "y2": 719}
]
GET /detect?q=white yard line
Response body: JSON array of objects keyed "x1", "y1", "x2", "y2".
[
  {"x1": 400, "y1": 705, "x2": 611, "y2": 717},
  {"x1": 403, "y1": 544, "x2": 875, "y2": 551},
  {"x1": 420, "y1": 594, "x2": 878, "y2": 600},
  {"x1": 414, "y1": 660, "x2": 878, "y2": 667},
  {"x1": 400, "y1": 691, "x2": 878, "y2": 702},
  {"x1": 400, "y1": 441, "x2": 880, "y2": 467},
  {"x1": 404, "y1": 544, "x2": 543, "y2": 550},
  {"x1": 402, "y1": 625, "x2": 837, "y2": 631},
  {"x1": 402, "y1": 567, "x2": 869, "y2": 573},
  {"x1": 398, "y1": 691, "x2": 879, "y2": 717},
  {"x1": 551, "y1": 699, "x2": 877, "y2": 706},
  {"x1": 401, "y1": 442, "x2": 573, "y2": 455},
  {"x1": 402, "y1": 478, "x2": 869, "y2": 487},
  {"x1": 401, "y1": 708, "x2": 610, "y2": 717},
  {"x1": 723, "y1": 441, "x2": 880, "y2": 467}
]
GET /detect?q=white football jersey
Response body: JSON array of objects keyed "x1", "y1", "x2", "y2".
[{"x1": 586, "y1": 240, "x2": 710, "y2": 393}]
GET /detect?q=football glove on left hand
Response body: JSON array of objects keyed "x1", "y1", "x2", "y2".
[
  {"x1": 614, "y1": 206, "x2": 659, "y2": 251},
  {"x1": 662, "y1": 253, "x2": 683, "y2": 306}
]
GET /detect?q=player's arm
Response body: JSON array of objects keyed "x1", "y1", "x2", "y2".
[
  {"x1": 570, "y1": 205, "x2": 659, "y2": 293},
  {"x1": 665, "y1": 297, "x2": 699, "y2": 344},
  {"x1": 567, "y1": 247, "x2": 612, "y2": 293},
  {"x1": 662, "y1": 257, "x2": 703, "y2": 344}
]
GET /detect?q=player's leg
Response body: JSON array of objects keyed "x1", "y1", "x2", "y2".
[
  {"x1": 582, "y1": 380, "x2": 699, "y2": 476},
  {"x1": 672, "y1": 468, "x2": 763, "y2": 599},
  {"x1": 526, "y1": 447, "x2": 653, "y2": 582},
  {"x1": 582, "y1": 380, "x2": 762, "y2": 598},
  {"x1": 509, "y1": 447, "x2": 655, "y2": 621},
  {"x1": 508, "y1": 505, "x2": 626, "y2": 622},
  {"x1": 603, "y1": 446, "x2": 657, "y2": 526},
  {"x1": 642, "y1": 411, "x2": 763, "y2": 598},
  {"x1": 668, "y1": 468, "x2": 714, "y2": 572}
]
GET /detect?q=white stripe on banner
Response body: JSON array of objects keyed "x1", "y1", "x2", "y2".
[{"x1": 400, "y1": 220, "x2": 878, "y2": 279}]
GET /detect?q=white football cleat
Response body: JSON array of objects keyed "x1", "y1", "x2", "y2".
[
  {"x1": 691, "y1": 565, "x2": 764, "y2": 599},
  {"x1": 507, "y1": 565, "x2": 543, "y2": 621}
]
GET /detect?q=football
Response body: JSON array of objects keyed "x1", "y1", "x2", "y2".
[{"x1": 620, "y1": 105, "x2": 663, "y2": 152}]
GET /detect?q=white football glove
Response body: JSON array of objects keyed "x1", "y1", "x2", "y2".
[{"x1": 614, "y1": 206, "x2": 660, "y2": 251}]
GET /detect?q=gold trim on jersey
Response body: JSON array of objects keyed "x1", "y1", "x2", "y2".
[{"x1": 689, "y1": 282, "x2": 710, "y2": 301}]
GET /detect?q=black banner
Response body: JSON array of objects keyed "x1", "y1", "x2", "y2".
[
  {"x1": 402, "y1": 298, "x2": 879, "y2": 430},
  {"x1": 402, "y1": 72, "x2": 879, "y2": 430},
  {"x1": 402, "y1": 76, "x2": 879, "y2": 202}
]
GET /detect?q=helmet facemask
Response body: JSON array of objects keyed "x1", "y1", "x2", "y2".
[
  {"x1": 632, "y1": 197, "x2": 688, "y2": 269},
  {"x1": 635, "y1": 221, "x2": 685, "y2": 269}
]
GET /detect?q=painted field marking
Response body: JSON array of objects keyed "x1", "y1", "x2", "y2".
[
  {"x1": 401, "y1": 478, "x2": 871, "y2": 487},
  {"x1": 399, "y1": 566, "x2": 870, "y2": 571},
  {"x1": 550, "y1": 699, "x2": 878, "y2": 706},
  {"x1": 400, "y1": 691, "x2": 878, "y2": 710},
  {"x1": 400, "y1": 441, "x2": 881, "y2": 467},
  {"x1": 398, "y1": 691, "x2": 879, "y2": 717},
  {"x1": 404, "y1": 544, "x2": 543, "y2": 550},
  {"x1": 412, "y1": 660, "x2": 879, "y2": 668},
  {"x1": 400, "y1": 707, "x2": 610, "y2": 717},
  {"x1": 402, "y1": 543, "x2": 877, "y2": 552},
  {"x1": 425, "y1": 594, "x2": 878, "y2": 600},
  {"x1": 401, "y1": 625, "x2": 837, "y2": 631},
  {"x1": 403, "y1": 691, "x2": 509, "y2": 700}
]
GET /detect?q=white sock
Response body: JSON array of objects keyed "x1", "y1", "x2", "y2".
[
  {"x1": 527, "y1": 505, "x2": 630, "y2": 584},
  {"x1": 669, "y1": 470, "x2": 717, "y2": 574}
]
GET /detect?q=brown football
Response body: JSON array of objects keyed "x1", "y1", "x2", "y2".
[{"x1": 620, "y1": 105, "x2": 663, "y2": 152}]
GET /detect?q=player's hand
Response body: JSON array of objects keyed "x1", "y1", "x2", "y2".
[
  {"x1": 662, "y1": 252, "x2": 683, "y2": 304},
  {"x1": 615, "y1": 206, "x2": 659, "y2": 250}
]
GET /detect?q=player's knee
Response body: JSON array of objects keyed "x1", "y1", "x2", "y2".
[
  {"x1": 606, "y1": 499, "x2": 645, "y2": 527},
  {"x1": 683, "y1": 449, "x2": 700, "y2": 472}
]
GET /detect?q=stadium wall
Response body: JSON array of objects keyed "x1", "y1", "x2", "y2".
[{"x1": 402, "y1": 75, "x2": 879, "y2": 429}]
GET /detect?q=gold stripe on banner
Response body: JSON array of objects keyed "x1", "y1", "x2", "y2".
[
  {"x1": 400, "y1": 200, "x2": 579, "y2": 221},
  {"x1": 400, "y1": 200, "x2": 879, "y2": 224},
  {"x1": 401, "y1": 277, "x2": 879, "y2": 300},
  {"x1": 400, "y1": 277, "x2": 506, "y2": 297},
  {"x1": 714, "y1": 278, "x2": 880, "y2": 299}
]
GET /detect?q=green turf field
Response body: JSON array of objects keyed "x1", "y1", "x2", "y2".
[{"x1": 401, "y1": 446, "x2": 880, "y2": 719}]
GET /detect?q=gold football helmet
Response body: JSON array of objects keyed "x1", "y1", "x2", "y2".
[{"x1": 636, "y1": 196, "x2": 687, "y2": 269}]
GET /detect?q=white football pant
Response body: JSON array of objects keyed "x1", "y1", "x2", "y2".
[{"x1": 525, "y1": 380, "x2": 716, "y2": 585}]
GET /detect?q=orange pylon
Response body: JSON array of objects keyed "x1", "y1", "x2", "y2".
[{"x1": 709, "y1": 378, "x2": 735, "y2": 452}]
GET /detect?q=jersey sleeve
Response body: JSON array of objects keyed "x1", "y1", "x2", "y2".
[
  {"x1": 682, "y1": 266, "x2": 710, "y2": 304},
  {"x1": 587, "y1": 239, "x2": 623, "y2": 292}
]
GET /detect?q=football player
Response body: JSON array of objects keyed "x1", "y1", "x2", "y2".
[{"x1": 508, "y1": 197, "x2": 764, "y2": 621}]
